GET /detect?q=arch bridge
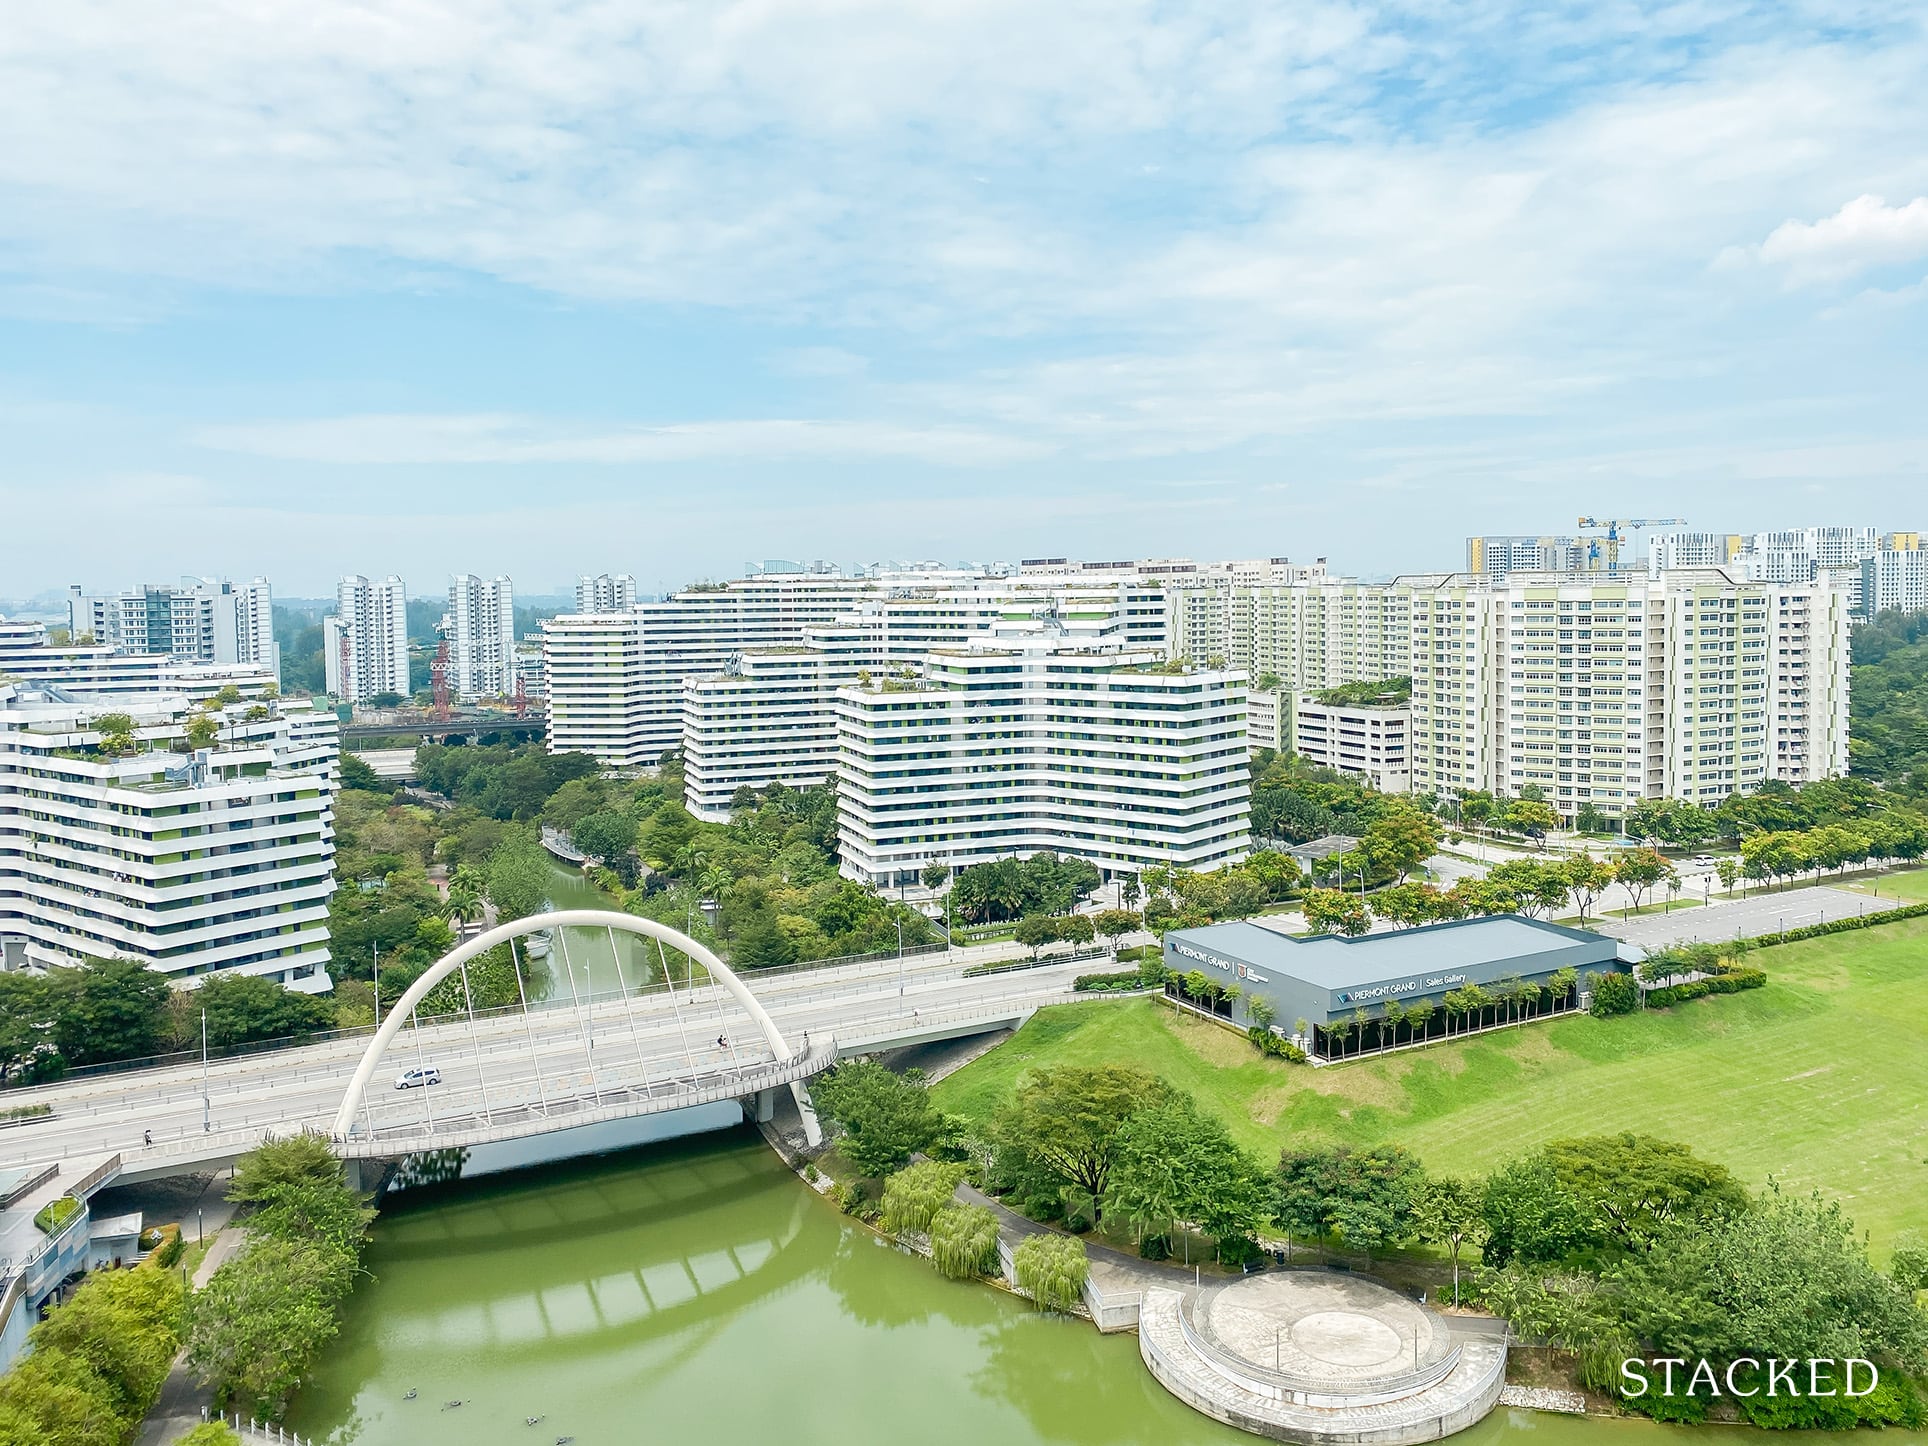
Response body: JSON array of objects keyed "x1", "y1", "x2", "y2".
[{"x1": 330, "y1": 911, "x2": 830, "y2": 1159}]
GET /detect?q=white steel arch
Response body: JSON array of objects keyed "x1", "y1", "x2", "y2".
[{"x1": 330, "y1": 909, "x2": 800, "y2": 1141}]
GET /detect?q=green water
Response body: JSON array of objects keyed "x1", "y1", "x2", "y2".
[{"x1": 289, "y1": 1130, "x2": 1922, "y2": 1446}]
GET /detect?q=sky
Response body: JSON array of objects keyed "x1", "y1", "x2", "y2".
[{"x1": 2, "y1": 0, "x2": 1925, "y2": 599}]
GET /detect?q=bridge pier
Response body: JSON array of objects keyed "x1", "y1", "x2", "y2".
[{"x1": 752, "y1": 1087, "x2": 777, "y2": 1124}]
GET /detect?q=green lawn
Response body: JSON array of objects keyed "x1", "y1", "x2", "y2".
[
  {"x1": 1841, "y1": 866, "x2": 1928, "y2": 903},
  {"x1": 934, "y1": 916, "x2": 1928, "y2": 1255}
]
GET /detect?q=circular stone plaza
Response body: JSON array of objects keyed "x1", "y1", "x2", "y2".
[{"x1": 1139, "y1": 1272, "x2": 1507, "y2": 1443}]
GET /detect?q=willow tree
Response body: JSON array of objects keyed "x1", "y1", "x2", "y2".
[
  {"x1": 930, "y1": 1204, "x2": 1001, "y2": 1280},
  {"x1": 1013, "y1": 1233, "x2": 1089, "y2": 1313}
]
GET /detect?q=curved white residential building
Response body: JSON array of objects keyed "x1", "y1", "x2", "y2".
[
  {"x1": 834, "y1": 641, "x2": 1250, "y2": 888},
  {"x1": 0, "y1": 687, "x2": 338, "y2": 991}
]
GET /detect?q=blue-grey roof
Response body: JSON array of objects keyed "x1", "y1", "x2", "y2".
[{"x1": 1166, "y1": 915, "x2": 1616, "y2": 991}]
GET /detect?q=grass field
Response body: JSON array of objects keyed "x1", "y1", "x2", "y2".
[
  {"x1": 933, "y1": 915, "x2": 1928, "y2": 1255},
  {"x1": 1842, "y1": 866, "x2": 1928, "y2": 903}
]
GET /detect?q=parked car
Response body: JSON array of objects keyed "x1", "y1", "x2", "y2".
[{"x1": 394, "y1": 1066, "x2": 443, "y2": 1090}]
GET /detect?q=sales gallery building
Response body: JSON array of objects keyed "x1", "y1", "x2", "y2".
[{"x1": 1163, "y1": 915, "x2": 1635, "y2": 1059}]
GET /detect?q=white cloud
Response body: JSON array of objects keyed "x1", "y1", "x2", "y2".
[
  {"x1": 190, "y1": 413, "x2": 1051, "y2": 466},
  {"x1": 1756, "y1": 194, "x2": 1928, "y2": 284}
]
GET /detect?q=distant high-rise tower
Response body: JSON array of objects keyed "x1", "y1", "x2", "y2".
[
  {"x1": 68, "y1": 577, "x2": 278, "y2": 673},
  {"x1": 575, "y1": 573, "x2": 639, "y2": 612},
  {"x1": 447, "y1": 574, "x2": 516, "y2": 700},
  {"x1": 325, "y1": 575, "x2": 409, "y2": 702}
]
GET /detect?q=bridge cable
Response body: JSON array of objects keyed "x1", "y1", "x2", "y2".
[
  {"x1": 456, "y1": 960, "x2": 497, "y2": 1125},
  {"x1": 607, "y1": 925, "x2": 653, "y2": 1094},
  {"x1": 409, "y1": 1003, "x2": 438, "y2": 1139},
  {"x1": 507, "y1": 935, "x2": 554, "y2": 1117},
  {"x1": 703, "y1": 963, "x2": 751, "y2": 1084},
  {"x1": 654, "y1": 938, "x2": 700, "y2": 1083},
  {"x1": 555, "y1": 927, "x2": 602, "y2": 1097}
]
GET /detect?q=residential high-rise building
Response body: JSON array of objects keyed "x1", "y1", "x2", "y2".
[
  {"x1": 1401, "y1": 569, "x2": 1851, "y2": 810},
  {"x1": 545, "y1": 570, "x2": 1172, "y2": 770},
  {"x1": 67, "y1": 578, "x2": 277, "y2": 673},
  {"x1": 1467, "y1": 536, "x2": 1591, "y2": 575},
  {"x1": 324, "y1": 575, "x2": 409, "y2": 702},
  {"x1": 447, "y1": 574, "x2": 516, "y2": 701},
  {"x1": 833, "y1": 639, "x2": 1250, "y2": 888},
  {"x1": 575, "y1": 574, "x2": 639, "y2": 612},
  {"x1": 1290, "y1": 694, "x2": 1413, "y2": 794},
  {"x1": 1862, "y1": 544, "x2": 1928, "y2": 618},
  {"x1": 0, "y1": 618, "x2": 276, "y2": 699},
  {"x1": 0, "y1": 684, "x2": 338, "y2": 990}
]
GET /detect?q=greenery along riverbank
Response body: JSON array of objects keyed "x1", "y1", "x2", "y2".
[{"x1": 819, "y1": 1050, "x2": 1928, "y2": 1429}]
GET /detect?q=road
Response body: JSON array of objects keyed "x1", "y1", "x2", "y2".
[
  {"x1": 1590, "y1": 884, "x2": 1900, "y2": 950},
  {"x1": 1, "y1": 946, "x2": 1103, "y2": 1180}
]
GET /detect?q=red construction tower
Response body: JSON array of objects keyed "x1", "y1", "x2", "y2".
[{"x1": 430, "y1": 635, "x2": 452, "y2": 720}]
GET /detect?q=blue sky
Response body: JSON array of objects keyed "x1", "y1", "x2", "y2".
[{"x1": 2, "y1": 0, "x2": 1925, "y2": 597}]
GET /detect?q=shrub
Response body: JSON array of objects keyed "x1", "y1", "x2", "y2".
[
  {"x1": 0, "y1": 1260, "x2": 186, "y2": 1442},
  {"x1": 178, "y1": 1425, "x2": 243, "y2": 1446},
  {"x1": 1013, "y1": 1232, "x2": 1089, "y2": 1312},
  {"x1": 1752, "y1": 898, "x2": 1928, "y2": 948},
  {"x1": 1587, "y1": 970, "x2": 1640, "y2": 1017},
  {"x1": 880, "y1": 1161, "x2": 967, "y2": 1236},
  {"x1": 33, "y1": 1195, "x2": 81, "y2": 1235},
  {"x1": 1072, "y1": 968, "x2": 1152, "y2": 992},
  {"x1": 142, "y1": 1222, "x2": 185, "y2": 1269},
  {"x1": 1246, "y1": 1025, "x2": 1308, "y2": 1062},
  {"x1": 0, "y1": 1102, "x2": 53, "y2": 1123},
  {"x1": 930, "y1": 1204, "x2": 1001, "y2": 1279},
  {"x1": 1217, "y1": 1234, "x2": 1264, "y2": 1269}
]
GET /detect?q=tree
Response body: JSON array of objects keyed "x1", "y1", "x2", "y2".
[
  {"x1": 991, "y1": 1066, "x2": 1173, "y2": 1225},
  {"x1": 732, "y1": 908, "x2": 799, "y2": 969},
  {"x1": 184, "y1": 714, "x2": 221, "y2": 749},
  {"x1": 1105, "y1": 1097, "x2": 1272, "y2": 1253},
  {"x1": 23, "y1": 1266, "x2": 183, "y2": 1428},
  {"x1": 47, "y1": 956, "x2": 172, "y2": 1066},
  {"x1": 1012, "y1": 913, "x2": 1059, "y2": 958},
  {"x1": 1890, "y1": 1230, "x2": 1928, "y2": 1292},
  {"x1": 930, "y1": 1204, "x2": 1000, "y2": 1280},
  {"x1": 1613, "y1": 847, "x2": 1674, "y2": 915},
  {"x1": 920, "y1": 861, "x2": 951, "y2": 891},
  {"x1": 1370, "y1": 881, "x2": 1444, "y2": 929},
  {"x1": 1741, "y1": 829, "x2": 1809, "y2": 891},
  {"x1": 484, "y1": 830, "x2": 552, "y2": 922},
  {"x1": 1057, "y1": 914, "x2": 1096, "y2": 947},
  {"x1": 1013, "y1": 1233, "x2": 1088, "y2": 1312},
  {"x1": 194, "y1": 974, "x2": 333, "y2": 1048},
  {"x1": 1559, "y1": 854, "x2": 1616, "y2": 923},
  {"x1": 1503, "y1": 798, "x2": 1561, "y2": 837},
  {"x1": 881, "y1": 1161, "x2": 967, "y2": 1235},
  {"x1": 1412, "y1": 1176, "x2": 1488, "y2": 1306},
  {"x1": 1300, "y1": 887, "x2": 1369, "y2": 936},
  {"x1": 1359, "y1": 801, "x2": 1442, "y2": 882},
  {"x1": 570, "y1": 809, "x2": 638, "y2": 865},
  {"x1": 1092, "y1": 909, "x2": 1140, "y2": 949},
  {"x1": 810, "y1": 1059, "x2": 943, "y2": 1176},
  {"x1": 187, "y1": 1237, "x2": 349, "y2": 1420},
  {"x1": 1275, "y1": 1144, "x2": 1426, "y2": 1263},
  {"x1": 1715, "y1": 856, "x2": 1742, "y2": 895}
]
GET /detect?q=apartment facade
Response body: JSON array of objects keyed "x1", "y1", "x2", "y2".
[
  {"x1": 0, "y1": 619, "x2": 276, "y2": 700},
  {"x1": 1859, "y1": 542, "x2": 1928, "y2": 619},
  {"x1": 1402, "y1": 569, "x2": 1850, "y2": 812},
  {"x1": 834, "y1": 643, "x2": 1250, "y2": 888},
  {"x1": 1291, "y1": 695, "x2": 1412, "y2": 793},
  {"x1": 575, "y1": 573, "x2": 639, "y2": 613},
  {"x1": 67, "y1": 578, "x2": 277, "y2": 673},
  {"x1": 324, "y1": 575, "x2": 410, "y2": 702},
  {"x1": 447, "y1": 574, "x2": 516, "y2": 701},
  {"x1": 0, "y1": 686, "x2": 339, "y2": 991}
]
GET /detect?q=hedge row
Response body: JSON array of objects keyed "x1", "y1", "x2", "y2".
[
  {"x1": 1749, "y1": 898, "x2": 1928, "y2": 949},
  {"x1": 1247, "y1": 1025, "x2": 1308, "y2": 1062},
  {"x1": 1073, "y1": 968, "x2": 1156, "y2": 993},
  {"x1": 1644, "y1": 968, "x2": 1767, "y2": 1009}
]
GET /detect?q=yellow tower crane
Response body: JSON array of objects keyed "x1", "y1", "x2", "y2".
[{"x1": 1575, "y1": 517, "x2": 1688, "y2": 573}]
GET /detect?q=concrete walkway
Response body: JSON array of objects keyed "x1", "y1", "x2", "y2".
[{"x1": 136, "y1": 1184, "x2": 248, "y2": 1446}]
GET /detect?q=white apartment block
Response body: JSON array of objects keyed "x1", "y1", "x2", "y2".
[
  {"x1": 1292, "y1": 695, "x2": 1412, "y2": 794},
  {"x1": 576, "y1": 573, "x2": 639, "y2": 612},
  {"x1": 1246, "y1": 687, "x2": 1288, "y2": 753},
  {"x1": 1402, "y1": 569, "x2": 1850, "y2": 812},
  {"x1": 1169, "y1": 578, "x2": 1411, "y2": 694},
  {"x1": 0, "y1": 619, "x2": 276, "y2": 700},
  {"x1": 1467, "y1": 535, "x2": 1592, "y2": 575},
  {"x1": 447, "y1": 574, "x2": 516, "y2": 701},
  {"x1": 68, "y1": 578, "x2": 277, "y2": 673},
  {"x1": 1862, "y1": 543, "x2": 1928, "y2": 618},
  {"x1": 324, "y1": 575, "x2": 410, "y2": 703},
  {"x1": 834, "y1": 641, "x2": 1250, "y2": 888},
  {"x1": 0, "y1": 686, "x2": 338, "y2": 991},
  {"x1": 546, "y1": 572, "x2": 1173, "y2": 770},
  {"x1": 1647, "y1": 533, "x2": 1742, "y2": 571}
]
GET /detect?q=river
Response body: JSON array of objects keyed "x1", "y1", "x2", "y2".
[{"x1": 286, "y1": 1128, "x2": 1920, "y2": 1446}]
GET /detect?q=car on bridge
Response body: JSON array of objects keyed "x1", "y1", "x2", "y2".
[{"x1": 394, "y1": 1066, "x2": 442, "y2": 1090}]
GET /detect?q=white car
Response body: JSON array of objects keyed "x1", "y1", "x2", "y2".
[
  {"x1": 1691, "y1": 855, "x2": 1717, "y2": 869},
  {"x1": 394, "y1": 1066, "x2": 443, "y2": 1090}
]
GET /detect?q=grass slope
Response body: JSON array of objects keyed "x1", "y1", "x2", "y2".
[{"x1": 934, "y1": 917, "x2": 1928, "y2": 1254}]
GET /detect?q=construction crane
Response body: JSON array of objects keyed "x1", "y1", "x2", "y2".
[{"x1": 1576, "y1": 516, "x2": 1688, "y2": 573}]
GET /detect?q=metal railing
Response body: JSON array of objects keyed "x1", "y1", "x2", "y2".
[
  {"x1": 216, "y1": 1412, "x2": 314, "y2": 1445},
  {"x1": 1176, "y1": 1286, "x2": 1460, "y2": 1404}
]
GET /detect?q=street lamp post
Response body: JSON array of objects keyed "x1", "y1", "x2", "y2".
[
  {"x1": 200, "y1": 1008, "x2": 210, "y2": 1134},
  {"x1": 372, "y1": 943, "x2": 381, "y2": 1029},
  {"x1": 895, "y1": 917, "x2": 905, "y2": 997}
]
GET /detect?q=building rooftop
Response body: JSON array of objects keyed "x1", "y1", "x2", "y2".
[{"x1": 1167, "y1": 915, "x2": 1616, "y2": 992}]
